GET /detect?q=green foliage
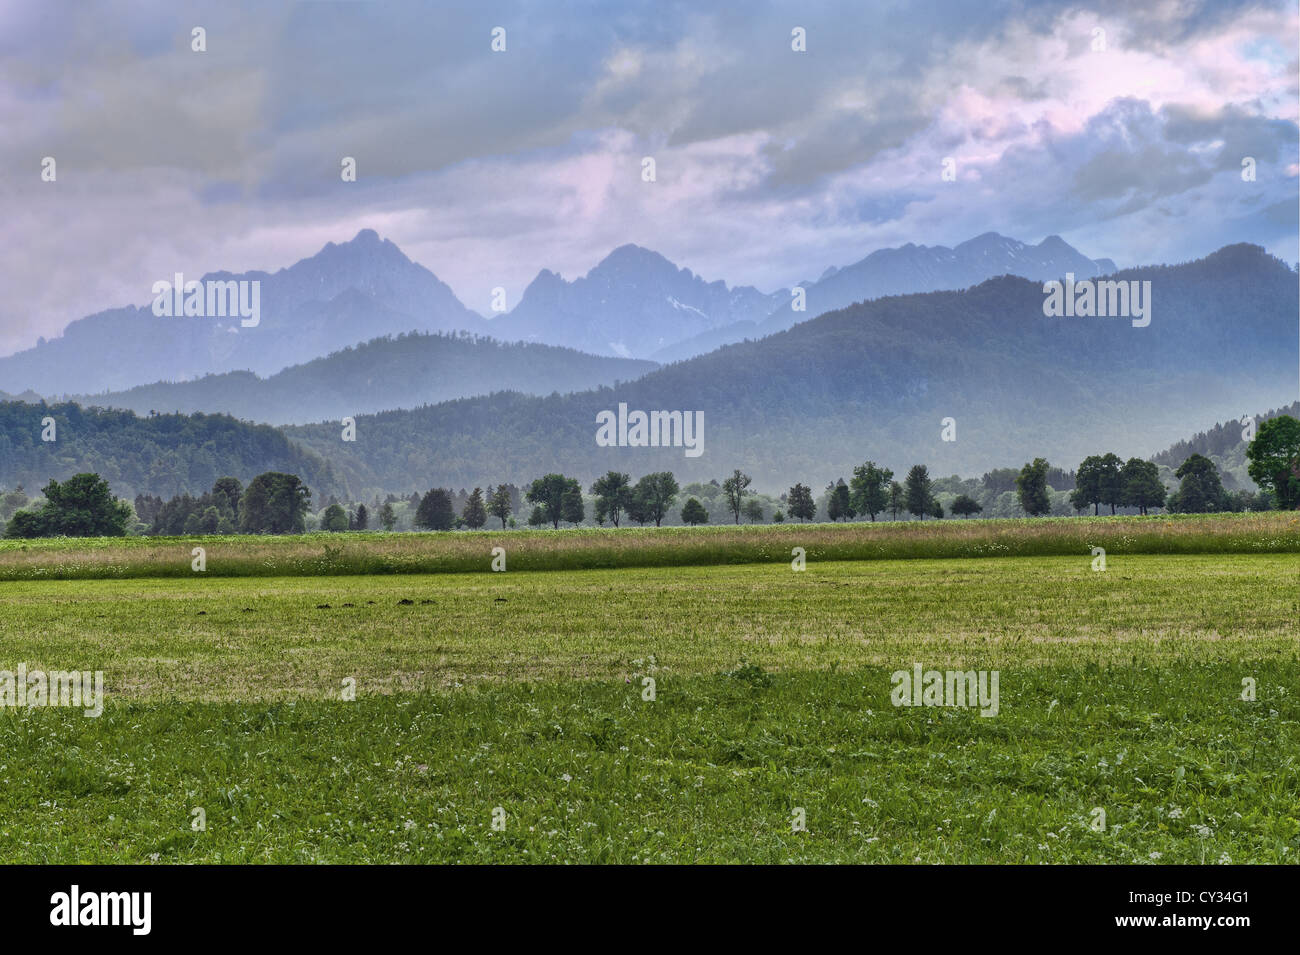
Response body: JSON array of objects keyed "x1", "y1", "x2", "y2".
[
  {"x1": 904, "y1": 465, "x2": 932, "y2": 520},
  {"x1": 1168, "y1": 454, "x2": 1228, "y2": 513},
  {"x1": 526, "y1": 474, "x2": 581, "y2": 530},
  {"x1": 0, "y1": 400, "x2": 342, "y2": 500},
  {"x1": 590, "y1": 472, "x2": 632, "y2": 527},
  {"x1": 1153, "y1": 402, "x2": 1300, "y2": 488},
  {"x1": 1016, "y1": 457, "x2": 1051, "y2": 517},
  {"x1": 462, "y1": 488, "x2": 487, "y2": 530},
  {"x1": 0, "y1": 484, "x2": 29, "y2": 522},
  {"x1": 786, "y1": 483, "x2": 815, "y2": 522},
  {"x1": 632, "y1": 472, "x2": 679, "y2": 528},
  {"x1": 826, "y1": 479, "x2": 854, "y2": 521},
  {"x1": 1121, "y1": 458, "x2": 1166, "y2": 515},
  {"x1": 1246, "y1": 415, "x2": 1300, "y2": 510},
  {"x1": 212, "y1": 477, "x2": 243, "y2": 514},
  {"x1": 849, "y1": 461, "x2": 892, "y2": 521},
  {"x1": 561, "y1": 483, "x2": 585, "y2": 526},
  {"x1": 149, "y1": 476, "x2": 244, "y2": 535},
  {"x1": 888, "y1": 481, "x2": 904, "y2": 520},
  {"x1": 951, "y1": 494, "x2": 982, "y2": 517},
  {"x1": 681, "y1": 497, "x2": 708, "y2": 525},
  {"x1": 322, "y1": 503, "x2": 349, "y2": 532},
  {"x1": 415, "y1": 488, "x2": 455, "y2": 531},
  {"x1": 239, "y1": 472, "x2": 311, "y2": 534},
  {"x1": 1072, "y1": 453, "x2": 1123, "y2": 516},
  {"x1": 4, "y1": 510, "x2": 48, "y2": 538},
  {"x1": 487, "y1": 485, "x2": 513, "y2": 529},
  {"x1": 722, "y1": 470, "x2": 751, "y2": 524},
  {"x1": 5, "y1": 473, "x2": 131, "y2": 538}
]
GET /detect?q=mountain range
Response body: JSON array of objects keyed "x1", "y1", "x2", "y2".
[
  {"x1": 4, "y1": 229, "x2": 1293, "y2": 502},
  {"x1": 2, "y1": 230, "x2": 1119, "y2": 399},
  {"x1": 485, "y1": 243, "x2": 788, "y2": 359},
  {"x1": 0, "y1": 230, "x2": 481, "y2": 395},
  {"x1": 282, "y1": 243, "x2": 1298, "y2": 495},
  {"x1": 3, "y1": 243, "x2": 1292, "y2": 501},
  {"x1": 649, "y1": 233, "x2": 1119, "y2": 362},
  {"x1": 59, "y1": 332, "x2": 656, "y2": 426}
]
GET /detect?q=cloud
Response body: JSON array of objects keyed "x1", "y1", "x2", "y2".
[{"x1": 0, "y1": 0, "x2": 1295, "y2": 356}]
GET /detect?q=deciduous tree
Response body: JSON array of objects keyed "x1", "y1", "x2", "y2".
[
  {"x1": 1246, "y1": 415, "x2": 1300, "y2": 510},
  {"x1": 722, "y1": 470, "x2": 752, "y2": 524},
  {"x1": 849, "y1": 461, "x2": 892, "y2": 521},
  {"x1": 1016, "y1": 458, "x2": 1051, "y2": 517},
  {"x1": 786, "y1": 483, "x2": 815, "y2": 522},
  {"x1": 681, "y1": 497, "x2": 709, "y2": 525}
]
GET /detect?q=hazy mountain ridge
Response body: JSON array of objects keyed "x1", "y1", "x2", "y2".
[
  {"x1": 488, "y1": 243, "x2": 788, "y2": 359},
  {"x1": 2, "y1": 244, "x2": 1290, "y2": 504},
  {"x1": 651, "y1": 232, "x2": 1119, "y2": 362},
  {"x1": 59, "y1": 332, "x2": 657, "y2": 426},
  {"x1": 4, "y1": 229, "x2": 1119, "y2": 397},
  {"x1": 282, "y1": 244, "x2": 1297, "y2": 496},
  {"x1": 0, "y1": 230, "x2": 485, "y2": 395}
]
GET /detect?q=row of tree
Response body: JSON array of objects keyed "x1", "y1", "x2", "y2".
[
  {"x1": 6, "y1": 416, "x2": 1296, "y2": 537},
  {"x1": 5, "y1": 471, "x2": 313, "y2": 538},
  {"x1": 788, "y1": 415, "x2": 1299, "y2": 524}
]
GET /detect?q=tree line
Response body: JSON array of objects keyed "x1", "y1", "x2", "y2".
[
  {"x1": 5, "y1": 471, "x2": 313, "y2": 538},
  {"x1": 5, "y1": 415, "x2": 1296, "y2": 538}
]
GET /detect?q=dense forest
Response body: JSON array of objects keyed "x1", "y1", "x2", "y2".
[
  {"x1": 0, "y1": 401, "x2": 344, "y2": 500},
  {"x1": 1151, "y1": 401, "x2": 1300, "y2": 485}
]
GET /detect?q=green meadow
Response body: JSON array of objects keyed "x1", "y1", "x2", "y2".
[
  {"x1": 1, "y1": 518, "x2": 1296, "y2": 862},
  {"x1": 0, "y1": 510, "x2": 1295, "y2": 580}
]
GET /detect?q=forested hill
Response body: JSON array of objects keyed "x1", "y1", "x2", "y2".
[
  {"x1": 1147, "y1": 400, "x2": 1300, "y2": 490},
  {"x1": 5, "y1": 244, "x2": 1292, "y2": 502},
  {"x1": 0, "y1": 401, "x2": 344, "y2": 501},
  {"x1": 285, "y1": 244, "x2": 1297, "y2": 496},
  {"x1": 60, "y1": 332, "x2": 657, "y2": 426},
  {"x1": 1151, "y1": 401, "x2": 1300, "y2": 467}
]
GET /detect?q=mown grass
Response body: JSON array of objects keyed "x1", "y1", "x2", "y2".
[
  {"x1": 2, "y1": 664, "x2": 1295, "y2": 863},
  {"x1": 0, "y1": 555, "x2": 1295, "y2": 698},
  {"x1": 2, "y1": 551, "x2": 1294, "y2": 863},
  {"x1": 0, "y1": 510, "x2": 1295, "y2": 580}
]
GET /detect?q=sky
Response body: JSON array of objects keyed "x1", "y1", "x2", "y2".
[{"x1": 1, "y1": 0, "x2": 1297, "y2": 356}]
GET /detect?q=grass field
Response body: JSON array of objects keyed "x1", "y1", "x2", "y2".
[
  {"x1": 1, "y1": 517, "x2": 1296, "y2": 863},
  {"x1": 0, "y1": 510, "x2": 1295, "y2": 580}
]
